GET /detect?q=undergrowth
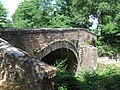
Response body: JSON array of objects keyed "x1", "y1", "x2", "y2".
[{"x1": 54, "y1": 60, "x2": 120, "y2": 90}]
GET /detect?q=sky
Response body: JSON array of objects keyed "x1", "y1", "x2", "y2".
[
  {"x1": 0, "y1": 0, "x2": 23, "y2": 20},
  {"x1": 89, "y1": 15, "x2": 98, "y2": 29}
]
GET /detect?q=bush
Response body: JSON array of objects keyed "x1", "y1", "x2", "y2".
[{"x1": 54, "y1": 61, "x2": 120, "y2": 90}]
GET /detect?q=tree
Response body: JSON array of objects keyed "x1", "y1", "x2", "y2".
[
  {"x1": 49, "y1": 13, "x2": 71, "y2": 28},
  {"x1": 0, "y1": 2, "x2": 8, "y2": 28},
  {"x1": 97, "y1": 1, "x2": 120, "y2": 56},
  {"x1": 12, "y1": 0, "x2": 120, "y2": 56},
  {"x1": 71, "y1": 0, "x2": 120, "y2": 56},
  {"x1": 12, "y1": 0, "x2": 72, "y2": 28},
  {"x1": 56, "y1": 0, "x2": 120, "y2": 56},
  {"x1": 3, "y1": 19, "x2": 13, "y2": 27},
  {"x1": 12, "y1": 0, "x2": 58, "y2": 28}
]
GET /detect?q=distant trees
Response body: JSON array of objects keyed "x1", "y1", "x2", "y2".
[
  {"x1": 70, "y1": 0, "x2": 120, "y2": 56},
  {"x1": 12, "y1": 0, "x2": 51, "y2": 28},
  {"x1": 95, "y1": 1, "x2": 120, "y2": 56},
  {"x1": 9, "y1": 0, "x2": 120, "y2": 56},
  {"x1": 12, "y1": 0, "x2": 70, "y2": 28},
  {"x1": 0, "y1": 2, "x2": 13, "y2": 28},
  {"x1": 0, "y1": 2, "x2": 8, "y2": 27}
]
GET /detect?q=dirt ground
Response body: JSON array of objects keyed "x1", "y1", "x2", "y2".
[{"x1": 97, "y1": 57, "x2": 120, "y2": 67}]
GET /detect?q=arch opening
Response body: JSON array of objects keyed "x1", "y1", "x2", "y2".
[{"x1": 41, "y1": 48, "x2": 78, "y2": 73}]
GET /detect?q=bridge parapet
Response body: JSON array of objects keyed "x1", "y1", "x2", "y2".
[
  {"x1": 0, "y1": 28, "x2": 97, "y2": 55},
  {"x1": 0, "y1": 28, "x2": 97, "y2": 71}
]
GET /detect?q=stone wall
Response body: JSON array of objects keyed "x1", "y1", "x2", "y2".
[
  {"x1": 0, "y1": 38, "x2": 56, "y2": 90},
  {"x1": 80, "y1": 45, "x2": 97, "y2": 70},
  {"x1": 0, "y1": 28, "x2": 97, "y2": 71},
  {"x1": 0, "y1": 28, "x2": 97, "y2": 55}
]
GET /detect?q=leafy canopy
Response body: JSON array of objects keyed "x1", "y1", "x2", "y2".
[
  {"x1": 12, "y1": 0, "x2": 120, "y2": 56},
  {"x1": 12, "y1": 0, "x2": 71, "y2": 28},
  {"x1": 0, "y1": 2, "x2": 8, "y2": 28}
]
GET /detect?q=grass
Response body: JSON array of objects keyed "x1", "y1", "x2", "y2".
[
  {"x1": 0, "y1": 60, "x2": 120, "y2": 90},
  {"x1": 54, "y1": 61, "x2": 120, "y2": 90}
]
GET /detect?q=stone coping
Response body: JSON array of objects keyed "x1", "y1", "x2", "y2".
[{"x1": 0, "y1": 28, "x2": 97, "y2": 36}]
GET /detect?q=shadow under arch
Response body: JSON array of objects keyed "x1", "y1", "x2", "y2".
[{"x1": 36, "y1": 41, "x2": 80, "y2": 73}]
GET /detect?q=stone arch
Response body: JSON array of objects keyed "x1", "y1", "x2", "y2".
[{"x1": 36, "y1": 41, "x2": 80, "y2": 73}]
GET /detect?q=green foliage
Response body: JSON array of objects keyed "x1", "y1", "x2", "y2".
[
  {"x1": 54, "y1": 58, "x2": 67, "y2": 71},
  {"x1": 71, "y1": 0, "x2": 120, "y2": 56},
  {"x1": 71, "y1": 0, "x2": 93, "y2": 28},
  {"x1": 12, "y1": 0, "x2": 71, "y2": 28},
  {"x1": 87, "y1": 1, "x2": 119, "y2": 56},
  {"x1": 0, "y1": 2, "x2": 8, "y2": 28},
  {"x1": 97, "y1": 43, "x2": 117, "y2": 57},
  {"x1": 54, "y1": 60, "x2": 120, "y2": 90},
  {"x1": 3, "y1": 19, "x2": 13, "y2": 27},
  {"x1": 49, "y1": 14, "x2": 71, "y2": 28},
  {"x1": 97, "y1": 22, "x2": 120, "y2": 56},
  {"x1": 12, "y1": 0, "x2": 52, "y2": 28},
  {"x1": 12, "y1": 0, "x2": 120, "y2": 56}
]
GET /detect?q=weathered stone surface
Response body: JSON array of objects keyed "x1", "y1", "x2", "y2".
[
  {"x1": 80, "y1": 45, "x2": 97, "y2": 70},
  {"x1": 0, "y1": 28, "x2": 97, "y2": 55},
  {"x1": 0, "y1": 38, "x2": 56, "y2": 90},
  {"x1": 0, "y1": 28, "x2": 97, "y2": 72}
]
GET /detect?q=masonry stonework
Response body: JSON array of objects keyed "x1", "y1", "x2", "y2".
[
  {"x1": 0, "y1": 38, "x2": 56, "y2": 90},
  {"x1": 0, "y1": 28, "x2": 97, "y2": 71}
]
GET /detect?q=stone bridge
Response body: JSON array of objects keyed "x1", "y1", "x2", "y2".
[{"x1": 0, "y1": 28, "x2": 97, "y2": 73}]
